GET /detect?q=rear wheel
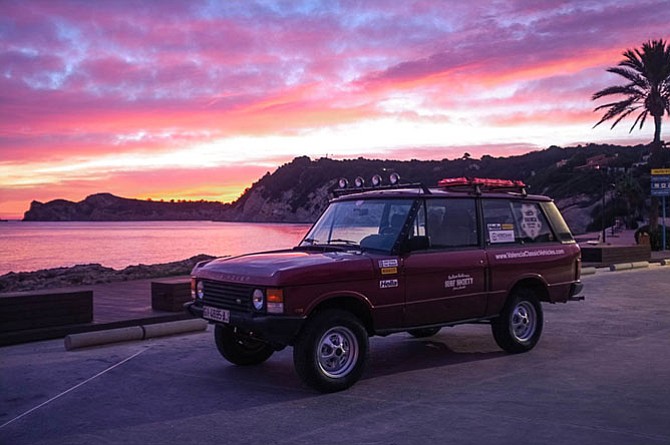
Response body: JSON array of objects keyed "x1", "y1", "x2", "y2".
[
  {"x1": 293, "y1": 310, "x2": 368, "y2": 393},
  {"x1": 492, "y1": 288, "x2": 543, "y2": 353},
  {"x1": 407, "y1": 327, "x2": 441, "y2": 338},
  {"x1": 214, "y1": 324, "x2": 274, "y2": 365}
]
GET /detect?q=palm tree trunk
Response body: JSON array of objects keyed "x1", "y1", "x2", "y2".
[{"x1": 653, "y1": 114, "x2": 662, "y2": 145}]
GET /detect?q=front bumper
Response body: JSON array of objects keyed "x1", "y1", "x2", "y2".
[{"x1": 184, "y1": 301, "x2": 305, "y2": 347}]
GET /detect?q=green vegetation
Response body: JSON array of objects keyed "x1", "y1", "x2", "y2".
[{"x1": 228, "y1": 143, "x2": 654, "y2": 235}]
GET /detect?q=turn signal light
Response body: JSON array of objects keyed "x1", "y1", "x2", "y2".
[{"x1": 266, "y1": 288, "x2": 284, "y2": 314}]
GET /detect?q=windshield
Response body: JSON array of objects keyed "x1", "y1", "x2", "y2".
[{"x1": 300, "y1": 198, "x2": 414, "y2": 253}]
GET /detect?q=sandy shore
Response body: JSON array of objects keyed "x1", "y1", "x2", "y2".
[{"x1": 0, "y1": 254, "x2": 216, "y2": 293}]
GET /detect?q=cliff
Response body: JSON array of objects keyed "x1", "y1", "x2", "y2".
[{"x1": 24, "y1": 193, "x2": 230, "y2": 221}]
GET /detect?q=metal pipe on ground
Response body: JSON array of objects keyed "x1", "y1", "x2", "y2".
[{"x1": 64, "y1": 319, "x2": 208, "y2": 351}]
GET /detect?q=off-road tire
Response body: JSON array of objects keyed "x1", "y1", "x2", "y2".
[
  {"x1": 214, "y1": 324, "x2": 274, "y2": 365},
  {"x1": 293, "y1": 309, "x2": 369, "y2": 393},
  {"x1": 491, "y1": 288, "x2": 543, "y2": 353},
  {"x1": 407, "y1": 327, "x2": 441, "y2": 338}
]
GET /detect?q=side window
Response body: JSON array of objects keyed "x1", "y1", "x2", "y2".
[
  {"x1": 511, "y1": 201, "x2": 554, "y2": 243},
  {"x1": 483, "y1": 200, "x2": 555, "y2": 245},
  {"x1": 482, "y1": 200, "x2": 516, "y2": 244},
  {"x1": 426, "y1": 199, "x2": 478, "y2": 248}
]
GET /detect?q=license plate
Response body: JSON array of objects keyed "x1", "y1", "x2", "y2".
[{"x1": 203, "y1": 306, "x2": 230, "y2": 323}]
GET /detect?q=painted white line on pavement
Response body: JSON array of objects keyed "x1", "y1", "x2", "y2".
[{"x1": 0, "y1": 347, "x2": 150, "y2": 429}]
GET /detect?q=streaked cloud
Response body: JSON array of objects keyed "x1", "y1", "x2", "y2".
[{"x1": 1, "y1": 0, "x2": 668, "y2": 218}]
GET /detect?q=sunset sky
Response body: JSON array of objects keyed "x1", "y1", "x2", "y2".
[{"x1": 1, "y1": 0, "x2": 669, "y2": 219}]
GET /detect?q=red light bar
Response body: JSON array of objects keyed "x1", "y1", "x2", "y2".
[{"x1": 437, "y1": 177, "x2": 526, "y2": 193}]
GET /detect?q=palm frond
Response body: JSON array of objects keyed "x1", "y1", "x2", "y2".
[
  {"x1": 593, "y1": 97, "x2": 636, "y2": 112},
  {"x1": 593, "y1": 98, "x2": 638, "y2": 127},
  {"x1": 608, "y1": 108, "x2": 636, "y2": 129},
  {"x1": 629, "y1": 110, "x2": 648, "y2": 132},
  {"x1": 607, "y1": 67, "x2": 646, "y2": 85},
  {"x1": 593, "y1": 39, "x2": 670, "y2": 139},
  {"x1": 592, "y1": 85, "x2": 644, "y2": 100}
]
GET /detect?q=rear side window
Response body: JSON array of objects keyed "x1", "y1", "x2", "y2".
[
  {"x1": 541, "y1": 202, "x2": 575, "y2": 242},
  {"x1": 483, "y1": 199, "x2": 555, "y2": 245},
  {"x1": 426, "y1": 198, "x2": 478, "y2": 248}
]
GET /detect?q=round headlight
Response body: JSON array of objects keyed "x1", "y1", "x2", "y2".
[
  {"x1": 389, "y1": 172, "x2": 400, "y2": 185},
  {"x1": 354, "y1": 176, "x2": 365, "y2": 188},
  {"x1": 371, "y1": 174, "x2": 382, "y2": 187},
  {"x1": 196, "y1": 281, "x2": 205, "y2": 299},
  {"x1": 252, "y1": 289, "x2": 265, "y2": 311},
  {"x1": 338, "y1": 178, "x2": 348, "y2": 189}
]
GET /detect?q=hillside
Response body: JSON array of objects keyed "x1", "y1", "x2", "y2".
[
  {"x1": 23, "y1": 143, "x2": 654, "y2": 234},
  {"x1": 223, "y1": 144, "x2": 652, "y2": 233}
]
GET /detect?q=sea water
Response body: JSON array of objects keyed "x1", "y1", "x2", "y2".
[{"x1": 0, "y1": 221, "x2": 311, "y2": 274}]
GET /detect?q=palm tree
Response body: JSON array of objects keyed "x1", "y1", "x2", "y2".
[{"x1": 592, "y1": 39, "x2": 670, "y2": 147}]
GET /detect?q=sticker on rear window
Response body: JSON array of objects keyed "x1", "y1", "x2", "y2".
[
  {"x1": 488, "y1": 223, "x2": 515, "y2": 243},
  {"x1": 520, "y1": 204, "x2": 542, "y2": 239}
]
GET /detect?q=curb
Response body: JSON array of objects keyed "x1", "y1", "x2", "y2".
[
  {"x1": 609, "y1": 261, "x2": 650, "y2": 272},
  {"x1": 582, "y1": 259, "x2": 669, "y2": 275},
  {"x1": 64, "y1": 319, "x2": 208, "y2": 350}
]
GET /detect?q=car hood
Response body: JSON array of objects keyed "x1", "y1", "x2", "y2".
[{"x1": 192, "y1": 249, "x2": 376, "y2": 287}]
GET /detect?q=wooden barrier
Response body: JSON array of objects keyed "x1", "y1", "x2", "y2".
[
  {"x1": 581, "y1": 244, "x2": 651, "y2": 265},
  {"x1": 151, "y1": 278, "x2": 192, "y2": 312},
  {"x1": 0, "y1": 289, "x2": 93, "y2": 332}
]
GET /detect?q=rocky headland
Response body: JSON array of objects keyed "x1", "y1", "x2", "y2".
[
  {"x1": 24, "y1": 193, "x2": 230, "y2": 221},
  {"x1": 0, "y1": 254, "x2": 216, "y2": 293}
]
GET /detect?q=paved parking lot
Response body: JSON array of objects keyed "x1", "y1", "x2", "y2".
[{"x1": 1, "y1": 266, "x2": 670, "y2": 445}]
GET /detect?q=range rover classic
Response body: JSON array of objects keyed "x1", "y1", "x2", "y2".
[{"x1": 185, "y1": 177, "x2": 583, "y2": 392}]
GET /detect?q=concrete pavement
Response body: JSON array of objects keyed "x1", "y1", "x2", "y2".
[{"x1": 1, "y1": 266, "x2": 669, "y2": 444}]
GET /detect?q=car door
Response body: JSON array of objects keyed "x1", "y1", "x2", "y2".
[{"x1": 402, "y1": 198, "x2": 488, "y2": 327}]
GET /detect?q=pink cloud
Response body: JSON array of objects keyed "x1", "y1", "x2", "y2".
[{"x1": 2, "y1": 0, "x2": 670, "y2": 220}]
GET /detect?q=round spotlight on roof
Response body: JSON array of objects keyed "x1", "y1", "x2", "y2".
[
  {"x1": 354, "y1": 176, "x2": 365, "y2": 188},
  {"x1": 389, "y1": 172, "x2": 400, "y2": 185},
  {"x1": 371, "y1": 174, "x2": 382, "y2": 187},
  {"x1": 338, "y1": 178, "x2": 349, "y2": 189}
]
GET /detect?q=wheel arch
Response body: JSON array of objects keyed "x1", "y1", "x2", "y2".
[
  {"x1": 305, "y1": 294, "x2": 374, "y2": 336},
  {"x1": 509, "y1": 276, "x2": 550, "y2": 303}
]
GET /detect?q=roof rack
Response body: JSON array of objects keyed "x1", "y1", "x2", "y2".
[
  {"x1": 437, "y1": 177, "x2": 527, "y2": 196},
  {"x1": 333, "y1": 182, "x2": 431, "y2": 197}
]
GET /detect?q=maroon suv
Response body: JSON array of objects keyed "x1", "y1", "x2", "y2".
[{"x1": 186, "y1": 177, "x2": 583, "y2": 392}]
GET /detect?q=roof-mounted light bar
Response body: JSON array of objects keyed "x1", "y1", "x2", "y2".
[
  {"x1": 333, "y1": 173, "x2": 431, "y2": 197},
  {"x1": 438, "y1": 177, "x2": 527, "y2": 195}
]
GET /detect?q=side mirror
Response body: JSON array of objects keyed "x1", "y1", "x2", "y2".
[{"x1": 405, "y1": 235, "x2": 430, "y2": 252}]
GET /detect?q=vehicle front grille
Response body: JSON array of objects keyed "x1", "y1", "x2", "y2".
[{"x1": 202, "y1": 280, "x2": 253, "y2": 312}]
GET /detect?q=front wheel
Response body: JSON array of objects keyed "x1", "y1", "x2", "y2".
[
  {"x1": 491, "y1": 289, "x2": 543, "y2": 353},
  {"x1": 214, "y1": 324, "x2": 274, "y2": 365},
  {"x1": 293, "y1": 310, "x2": 369, "y2": 393}
]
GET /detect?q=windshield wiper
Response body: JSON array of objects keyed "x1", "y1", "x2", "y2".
[{"x1": 329, "y1": 239, "x2": 361, "y2": 248}]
